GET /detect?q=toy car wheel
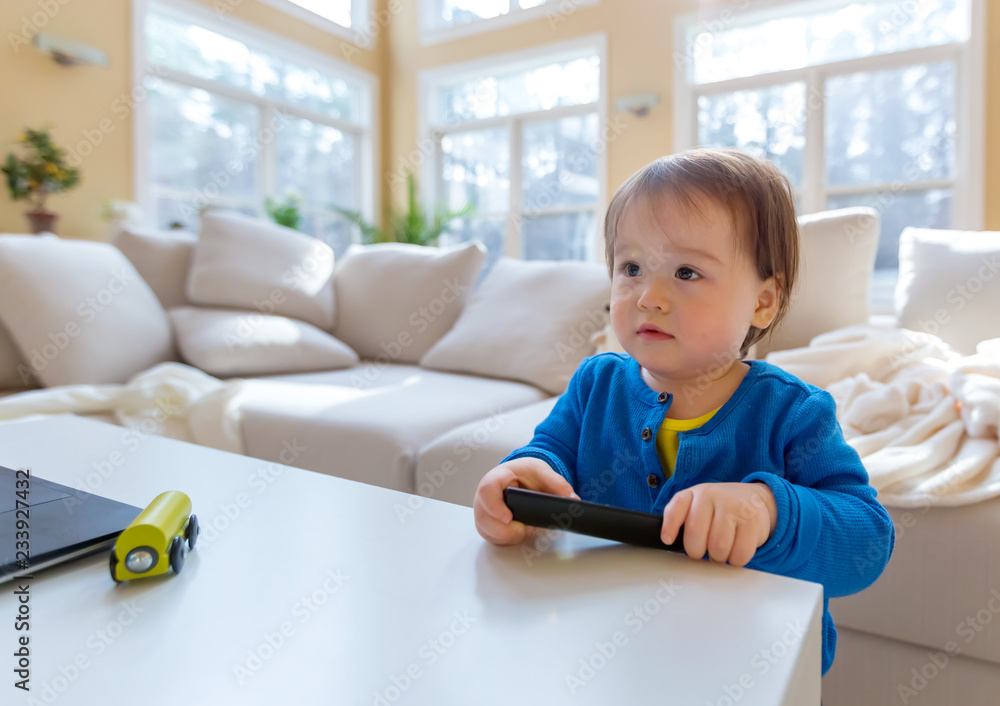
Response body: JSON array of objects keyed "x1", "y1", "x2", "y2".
[
  {"x1": 169, "y1": 536, "x2": 187, "y2": 575},
  {"x1": 110, "y1": 551, "x2": 122, "y2": 584},
  {"x1": 185, "y1": 514, "x2": 200, "y2": 551}
]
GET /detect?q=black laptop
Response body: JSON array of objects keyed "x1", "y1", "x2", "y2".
[{"x1": 1, "y1": 465, "x2": 142, "y2": 583}]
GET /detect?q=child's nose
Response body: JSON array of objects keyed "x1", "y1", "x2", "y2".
[{"x1": 637, "y1": 282, "x2": 670, "y2": 312}]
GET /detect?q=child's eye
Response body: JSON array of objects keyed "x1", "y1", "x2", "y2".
[
  {"x1": 620, "y1": 262, "x2": 642, "y2": 277},
  {"x1": 676, "y1": 267, "x2": 700, "y2": 281}
]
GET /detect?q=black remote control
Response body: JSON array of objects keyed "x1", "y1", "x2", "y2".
[{"x1": 503, "y1": 487, "x2": 685, "y2": 552}]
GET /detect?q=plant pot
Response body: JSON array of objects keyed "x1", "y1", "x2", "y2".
[{"x1": 26, "y1": 210, "x2": 58, "y2": 234}]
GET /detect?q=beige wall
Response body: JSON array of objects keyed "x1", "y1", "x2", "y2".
[
  {"x1": 384, "y1": 0, "x2": 1000, "y2": 232},
  {"x1": 0, "y1": 0, "x2": 380, "y2": 241}
]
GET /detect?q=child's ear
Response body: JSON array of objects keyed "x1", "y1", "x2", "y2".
[{"x1": 751, "y1": 276, "x2": 780, "y2": 329}]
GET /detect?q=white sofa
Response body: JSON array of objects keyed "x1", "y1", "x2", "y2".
[
  {"x1": 1, "y1": 209, "x2": 998, "y2": 705},
  {"x1": 0, "y1": 211, "x2": 614, "y2": 495}
]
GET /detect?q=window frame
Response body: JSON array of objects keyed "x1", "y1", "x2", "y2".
[
  {"x1": 673, "y1": 0, "x2": 986, "y2": 310},
  {"x1": 419, "y1": 0, "x2": 601, "y2": 46},
  {"x1": 132, "y1": 0, "x2": 379, "y2": 233},
  {"x1": 418, "y1": 33, "x2": 608, "y2": 262},
  {"x1": 254, "y1": 0, "x2": 369, "y2": 44}
]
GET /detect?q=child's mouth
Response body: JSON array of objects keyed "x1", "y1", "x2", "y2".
[{"x1": 637, "y1": 326, "x2": 673, "y2": 341}]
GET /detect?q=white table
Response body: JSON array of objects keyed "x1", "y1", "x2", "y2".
[{"x1": 1, "y1": 416, "x2": 822, "y2": 705}]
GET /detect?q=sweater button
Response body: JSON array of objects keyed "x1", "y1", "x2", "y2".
[
  {"x1": 647, "y1": 474, "x2": 659, "y2": 488},
  {"x1": 657, "y1": 392, "x2": 668, "y2": 403},
  {"x1": 641, "y1": 427, "x2": 652, "y2": 441}
]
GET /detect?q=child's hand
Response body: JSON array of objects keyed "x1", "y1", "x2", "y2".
[
  {"x1": 473, "y1": 458, "x2": 579, "y2": 546},
  {"x1": 660, "y1": 482, "x2": 777, "y2": 567}
]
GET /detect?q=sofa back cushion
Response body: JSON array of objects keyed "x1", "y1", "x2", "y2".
[
  {"x1": 112, "y1": 225, "x2": 196, "y2": 309},
  {"x1": 332, "y1": 241, "x2": 487, "y2": 364},
  {"x1": 754, "y1": 207, "x2": 880, "y2": 357},
  {"x1": 0, "y1": 235, "x2": 175, "y2": 386},
  {"x1": 895, "y1": 227, "x2": 1000, "y2": 355},
  {"x1": 419, "y1": 257, "x2": 610, "y2": 395},
  {"x1": 187, "y1": 211, "x2": 337, "y2": 330}
]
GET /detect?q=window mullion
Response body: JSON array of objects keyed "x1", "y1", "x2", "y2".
[
  {"x1": 261, "y1": 103, "x2": 278, "y2": 216},
  {"x1": 803, "y1": 68, "x2": 825, "y2": 215},
  {"x1": 826, "y1": 179, "x2": 955, "y2": 196},
  {"x1": 151, "y1": 65, "x2": 364, "y2": 134},
  {"x1": 507, "y1": 118, "x2": 523, "y2": 259},
  {"x1": 689, "y1": 90, "x2": 699, "y2": 149},
  {"x1": 693, "y1": 42, "x2": 963, "y2": 96},
  {"x1": 437, "y1": 102, "x2": 598, "y2": 135},
  {"x1": 432, "y1": 132, "x2": 444, "y2": 243}
]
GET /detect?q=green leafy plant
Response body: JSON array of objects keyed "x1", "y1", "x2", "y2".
[
  {"x1": 99, "y1": 199, "x2": 143, "y2": 224},
  {"x1": 2, "y1": 127, "x2": 80, "y2": 212},
  {"x1": 265, "y1": 192, "x2": 302, "y2": 231},
  {"x1": 331, "y1": 170, "x2": 473, "y2": 246}
]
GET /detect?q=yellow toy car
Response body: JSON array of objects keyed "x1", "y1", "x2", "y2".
[{"x1": 110, "y1": 491, "x2": 199, "y2": 583}]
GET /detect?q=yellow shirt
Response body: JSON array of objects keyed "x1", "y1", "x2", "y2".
[{"x1": 656, "y1": 406, "x2": 721, "y2": 479}]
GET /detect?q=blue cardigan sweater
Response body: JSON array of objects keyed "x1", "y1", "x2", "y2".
[{"x1": 502, "y1": 353, "x2": 895, "y2": 675}]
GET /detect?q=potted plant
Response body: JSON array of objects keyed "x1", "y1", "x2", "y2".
[
  {"x1": 331, "y1": 170, "x2": 472, "y2": 246},
  {"x1": 2, "y1": 127, "x2": 80, "y2": 234},
  {"x1": 265, "y1": 191, "x2": 303, "y2": 231}
]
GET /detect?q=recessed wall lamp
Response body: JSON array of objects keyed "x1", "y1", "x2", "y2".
[
  {"x1": 615, "y1": 93, "x2": 661, "y2": 118},
  {"x1": 33, "y1": 34, "x2": 108, "y2": 68}
]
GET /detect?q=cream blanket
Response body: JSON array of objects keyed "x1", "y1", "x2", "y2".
[
  {"x1": 767, "y1": 326, "x2": 1000, "y2": 507},
  {"x1": 0, "y1": 363, "x2": 247, "y2": 454}
]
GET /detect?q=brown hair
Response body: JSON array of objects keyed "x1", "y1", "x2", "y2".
[{"x1": 603, "y1": 148, "x2": 799, "y2": 358}]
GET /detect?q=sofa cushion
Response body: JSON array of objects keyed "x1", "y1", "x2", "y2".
[
  {"x1": 0, "y1": 235, "x2": 174, "y2": 386},
  {"x1": 830, "y1": 496, "x2": 1000, "y2": 667},
  {"x1": 169, "y1": 306, "x2": 358, "y2": 377},
  {"x1": 187, "y1": 211, "x2": 336, "y2": 330},
  {"x1": 113, "y1": 225, "x2": 196, "y2": 309},
  {"x1": 237, "y1": 364, "x2": 548, "y2": 492},
  {"x1": 413, "y1": 397, "x2": 559, "y2": 507},
  {"x1": 823, "y1": 627, "x2": 1000, "y2": 706},
  {"x1": 419, "y1": 257, "x2": 610, "y2": 395},
  {"x1": 331, "y1": 241, "x2": 486, "y2": 364},
  {"x1": 895, "y1": 227, "x2": 1000, "y2": 355},
  {"x1": 755, "y1": 207, "x2": 880, "y2": 356}
]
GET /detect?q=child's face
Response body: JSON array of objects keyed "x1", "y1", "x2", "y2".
[{"x1": 609, "y1": 191, "x2": 778, "y2": 386}]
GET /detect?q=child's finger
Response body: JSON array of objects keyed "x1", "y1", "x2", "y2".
[
  {"x1": 681, "y1": 492, "x2": 714, "y2": 561},
  {"x1": 727, "y1": 524, "x2": 758, "y2": 568},
  {"x1": 661, "y1": 488, "x2": 693, "y2": 544},
  {"x1": 521, "y1": 465, "x2": 579, "y2": 500},
  {"x1": 476, "y1": 511, "x2": 526, "y2": 545},
  {"x1": 478, "y1": 468, "x2": 518, "y2": 524},
  {"x1": 706, "y1": 506, "x2": 738, "y2": 564}
]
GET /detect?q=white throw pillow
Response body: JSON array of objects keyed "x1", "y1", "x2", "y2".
[
  {"x1": 419, "y1": 257, "x2": 610, "y2": 394},
  {"x1": 0, "y1": 236, "x2": 175, "y2": 386},
  {"x1": 187, "y1": 211, "x2": 336, "y2": 331},
  {"x1": 169, "y1": 307, "x2": 359, "y2": 377},
  {"x1": 332, "y1": 241, "x2": 487, "y2": 364},
  {"x1": 113, "y1": 225, "x2": 196, "y2": 309},
  {"x1": 895, "y1": 227, "x2": 1000, "y2": 355},
  {"x1": 755, "y1": 207, "x2": 880, "y2": 356},
  {"x1": 0, "y1": 322, "x2": 35, "y2": 389}
]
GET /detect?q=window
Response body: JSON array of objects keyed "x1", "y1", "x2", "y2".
[
  {"x1": 420, "y1": 0, "x2": 600, "y2": 45},
  {"x1": 255, "y1": 0, "x2": 366, "y2": 42},
  {"x1": 134, "y1": 0, "x2": 377, "y2": 258},
  {"x1": 675, "y1": 0, "x2": 985, "y2": 313},
  {"x1": 420, "y1": 36, "x2": 606, "y2": 274}
]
